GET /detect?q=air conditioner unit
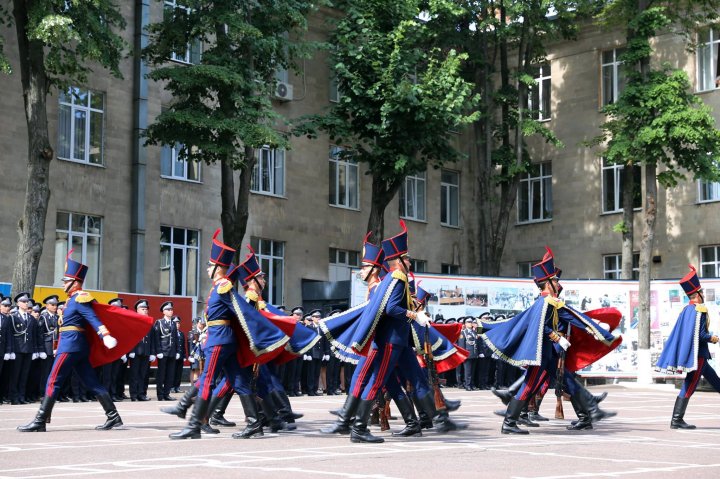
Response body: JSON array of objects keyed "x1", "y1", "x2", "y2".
[{"x1": 274, "y1": 81, "x2": 294, "y2": 101}]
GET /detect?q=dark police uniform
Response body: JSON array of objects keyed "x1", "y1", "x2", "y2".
[
  {"x1": 0, "y1": 296, "x2": 14, "y2": 402},
  {"x1": 153, "y1": 302, "x2": 178, "y2": 400},
  {"x1": 129, "y1": 299, "x2": 154, "y2": 401},
  {"x1": 9, "y1": 293, "x2": 40, "y2": 404},
  {"x1": 37, "y1": 297, "x2": 59, "y2": 399},
  {"x1": 173, "y1": 320, "x2": 185, "y2": 392},
  {"x1": 458, "y1": 323, "x2": 478, "y2": 390}
]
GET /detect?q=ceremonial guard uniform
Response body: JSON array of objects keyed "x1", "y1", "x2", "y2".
[
  {"x1": 18, "y1": 252, "x2": 153, "y2": 432},
  {"x1": 128, "y1": 300, "x2": 154, "y2": 401},
  {"x1": 37, "y1": 296, "x2": 59, "y2": 399},
  {"x1": 9, "y1": 292, "x2": 40, "y2": 404},
  {"x1": 657, "y1": 265, "x2": 720, "y2": 429},
  {"x1": 153, "y1": 302, "x2": 178, "y2": 401}
]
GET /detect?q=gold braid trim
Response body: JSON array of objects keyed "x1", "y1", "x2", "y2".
[
  {"x1": 695, "y1": 304, "x2": 710, "y2": 331},
  {"x1": 216, "y1": 279, "x2": 232, "y2": 295},
  {"x1": 433, "y1": 344, "x2": 457, "y2": 361},
  {"x1": 229, "y1": 291, "x2": 288, "y2": 357},
  {"x1": 351, "y1": 278, "x2": 399, "y2": 353}
]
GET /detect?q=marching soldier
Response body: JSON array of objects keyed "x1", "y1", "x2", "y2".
[
  {"x1": 9, "y1": 292, "x2": 40, "y2": 404},
  {"x1": 128, "y1": 299, "x2": 154, "y2": 401},
  {"x1": 657, "y1": 265, "x2": 720, "y2": 429},
  {"x1": 153, "y1": 301, "x2": 178, "y2": 401},
  {"x1": 37, "y1": 296, "x2": 59, "y2": 399}
]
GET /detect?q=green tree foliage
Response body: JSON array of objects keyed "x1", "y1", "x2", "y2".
[
  {"x1": 2, "y1": 0, "x2": 126, "y2": 294},
  {"x1": 143, "y1": 0, "x2": 316, "y2": 250},
  {"x1": 296, "y1": 0, "x2": 479, "y2": 241}
]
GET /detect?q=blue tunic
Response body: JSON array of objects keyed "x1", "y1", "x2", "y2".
[
  {"x1": 56, "y1": 291, "x2": 105, "y2": 354},
  {"x1": 657, "y1": 304, "x2": 713, "y2": 373}
]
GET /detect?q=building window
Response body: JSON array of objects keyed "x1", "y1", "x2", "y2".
[
  {"x1": 441, "y1": 264, "x2": 460, "y2": 275},
  {"x1": 518, "y1": 162, "x2": 552, "y2": 223},
  {"x1": 700, "y1": 245, "x2": 720, "y2": 278},
  {"x1": 164, "y1": 0, "x2": 202, "y2": 64},
  {"x1": 330, "y1": 75, "x2": 342, "y2": 103},
  {"x1": 601, "y1": 48, "x2": 626, "y2": 106},
  {"x1": 440, "y1": 169, "x2": 460, "y2": 227},
  {"x1": 251, "y1": 146, "x2": 285, "y2": 196},
  {"x1": 697, "y1": 26, "x2": 720, "y2": 92},
  {"x1": 161, "y1": 143, "x2": 201, "y2": 182},
  {"x1": 54, "y1": 212, "x2": 102, "y2": 289},
  {"x1": 58, "y1": 87, "x2": 104, "y2": 165},
  {"x1": 251, "y1": 238, "x2": 284, "y2": 305},
  {"x1": 329, "y1": 248, "x2": 359, "y2": 282},
  {"x1": 603, "y1": 253, "x2": 639, "y2": 280},
  {"x1": 602, "y1": 159, "x2": 641, "y2": 213},
  {"x1": 160, "y1": 226, "x2": 199, "y2": 297},
  {"x1": 329, "y1": 146, "x2": 359, "y2": 209},
  {"x1": 528, "y1": 63, "x2": 551, "y2": 121},
  {"x1": 399, "y1": 171, "x2": 426, "y2": 221},
  {"x1": 517, "y1": 261, "x2": 534, "y2": 278},
  {"x1": 699, "y1": 180, "x2": 720, "y2": 203},
  {"x1": 410, "y1": 259, "x2": 427, "y2": 273}
]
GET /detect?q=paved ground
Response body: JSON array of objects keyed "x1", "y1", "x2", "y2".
[{"x1": 1, "y1": 384, "x2": 719, "y2": 479}]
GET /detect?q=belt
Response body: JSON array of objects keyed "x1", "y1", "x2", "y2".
[
  {"x1": 59, "y1": 326, "x2": 84, "y2": 333},
  {"x1": 207, "y1": 319, "x2": 231, "y2": 327}
]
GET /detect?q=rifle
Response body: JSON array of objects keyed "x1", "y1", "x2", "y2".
[
  {"x1": 554, "y1": 325, "x2": 571, "y2": 419},
  {"x1": 424, "y1": 324, "x2": 446, "y2": 411},
  {"x1": 378, "y1": 390, "x2": 391, "y2": 431}
]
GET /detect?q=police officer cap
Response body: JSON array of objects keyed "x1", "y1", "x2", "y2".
[
  {"x1": 434, "y1": 318, "x2": 444, "y2": 324},
  {"x1": 458, "y1": 317, "x2": 466, "y2": 324},
  {"x1": 303, "y1": 314, "x2": 313, "y2": 321},
  {"x1": 14, "y1": 292, "x2": 31, "y2": 303},
  {"x1": 446, "y1": 318, "x2": 456, "y2": 324},
  {"x1": 43, "y1": 295, "x2": 60, "y2": 305},
  {"x1": 470, "y1": 318, "x2": 478, "y2": 324},
  {"x1": 310, "y1": 309, "x2": 322, "y2": 318},
  {"x1": 276, "y1": 305, "x2": 286, "y2": 312},
  {"x1": 32, "y1": 303, "x2": 41, "y2": 313},
  {"x1": 108, "y1": 297, "x2": 123, "y2": 307},
  {"x1": 291, "y1": 306, "x2": 304, "y2": 315},
  {"x1": 161, "y1": 301, "x2": 174, "y2": 312},
  {"x1": 134, "y1": 299, "x2": 149, "y2": 310},
  {"x1": 172, "y1": 316, "x2": 181, "y2": 322},
  {"x1": 57, "y1": 301, "x2": 66, "y2": 308},
  {"x1": 329, "y1": 309, "x2": 343, "y2": 315},
  {"x1": 0, "y1": 296, "x2": 11, "y2": 307}
]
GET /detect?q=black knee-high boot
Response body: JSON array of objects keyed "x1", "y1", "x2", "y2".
[
  {"x1": 670, "y1": 396, "x2": 696, "y2": 429},
  {"x1": 161, "y1": 384, "x2": 197, "y2": 419},
  {"x1": 350, "y1": 399, "x2": 384, "y2": 443},
  {"x1": 170, "y1": 396, "x2": 209, "y2": 439},
  {"x1": 566, "y1": 393, "x2": 592, "y2": 430},
  {"x1": 17, "y1": 396, "x2": 56, "y2": 432},
  {"x1": 391, "y1": 395, "x2": 421, "y2": 437},
  {"x1": 321, "y1": 394, "x2": 360, "y2": 434},
  {"x1": 232, "y1": 394, "x2": 264, "y2": 438},
  {"x1": 502, "y1": 398, "x2": 529, "y2": 434},
  {"x1": 96, "y1": 393, "x2": 123, "y2": 430},
  {"x1": 209, "y1": 393, "x2": 236, "y2": 427},
  {"x1": 492, "y1": 375, "x2": 525, "y2": 406},
  {"x1": 272, "y1": 390, "x2": 303, "y2": 421}
]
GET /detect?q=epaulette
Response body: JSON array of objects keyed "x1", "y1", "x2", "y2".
[
  {"x1": 246, "y1": 290, "x2": 260, "y2": 302},
  {"x1": 545, "y1": 296, "x2": 565, "y2": 309},
  {"x1": 75, "y1": 291, "x2": 94, "y2": 304},
  {"x1": 695, "y1": 304, "x2": 708, "y2": 313},
  {"x1": 391, "y1": 269, "x2": 407, "y2": 282},
  {"x1": 216, "y1": 278, "x2": 233, "y2": 294},
  {"x1": 257, "y1": 300, "x2": 267, "y2": 310}
]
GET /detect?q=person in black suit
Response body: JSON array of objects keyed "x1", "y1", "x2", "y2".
[
  {"x1": 36, "y1": 296, "x2": 59, "y2": 400},
  {"x1": 457, "y1": 318, "x2": 478, "y2": 390},
  {"x1": 128, "y1": 299, "x2": 154, "y2": 401},
  {"x1": 152, "y1": 301, "x2": 178, "y2": 401},
  {"x1": 304, "y1": 310, "x2": 324, "y2": 395},
  {"x1": 9, "y1": 292, "x2": 40, "y2": 404},
  {"x1": 0, "y1": 296, "x2": 15, "y2": 403},
  {"x1": 172, "y1": 317, "x2": 185, "y2": 393}
]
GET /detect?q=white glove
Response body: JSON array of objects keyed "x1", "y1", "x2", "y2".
[
  {"x1": 128, "y1": 352, "x2": 136, "y2": 359},
  {"x1": 103, "y1": 335, "x2": 118, "y2": 349},
  {"x1": 53, "y1": 349, "x2": 57, "y2": 355},
  {"x1": 322, "y1": 354, "x2": 330, "y2": 361},
  {"x1": 3, "y1": 353, "x2": 9, "y2": 361},
  {"x1": 304, "y1": 355, "x2": 312, "y2": 361},
  {"x1": 558, "y1": 336, "x2": 571, "y2": 351},
  {"x1": 175, "y1": 353, "x2": 180, "y2": 360},
  {"x1": 149, "y1": 355, "x2": 156, "y2": 362},
  {"x1": 157, "y1": 353, "x2": 164, "y2": 359},
  {"x1": 32, "y1": 352, "x2": 39, "y2": 360},
  {"x1": 414, "y1": 311, "x2": 431, "y2": 327},
  {"x1": 121, "y1": 355, "x2": 127, "y2": 363},
  {"x1": 612, "y1": 330, "x2": 622, "y2": 340},
  {"x1": 39, "y1": 352, "x2": 47, "y2": 359},
  {"x1": 10, "y1": 353, "x2": 16, "y2": 360},
  {"x1": 189, "y1": 357, "x2": 196, "y2": 363}
]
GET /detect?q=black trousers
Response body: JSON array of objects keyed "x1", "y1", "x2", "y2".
[
  {"x1": 305, "y1": 359, "x2": 321, "y2": 394},
  {"x1": 476, "y1": 357, "x2": 491, "y2": 388},
  {"x1": 455, "y1": 363, "x2": 464, "y2": 387},
  {"x1": 173, "y1": 358, "x2": 184, "y2": 389},
  {"x1": 129, "y1": 355, "x2": 150, "y2": 399},
  {"x1": 463, "y1": 358, "x2": 477, "y2": 389},
  {"x1": 156, "y1": 357, "x2": 175, "y2": 398},
  {"x1": 38, "y1": 355, "x2": 54, "y2": 397},
  {"x1": 9, "y1": 352, "x2": 32, "y2": 402},
  {"x1": 111, "y1": 359, "x2": 126, "y2": 396}
]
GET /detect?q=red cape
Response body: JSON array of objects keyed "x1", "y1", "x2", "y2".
[
  {"x1": 433, "y1": 323, "x2": 462, "y2": 343},
  {"x1": 232, "y1": 311, "x2": 292, "y2": 367},
  {"x1": 261, "y1": 310, "x2": 298, "y2": 365},
  {"x1": 565, "y1": 307, "x2": 623, "y2": 372},
  {"x1": 86, "y1": 304, "x2": 154, "y2": 368},
  {"x1": 416, "y1": 323, "x2": 468, "y2": 373}
]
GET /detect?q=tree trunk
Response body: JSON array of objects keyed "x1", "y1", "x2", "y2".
[
  {"x1": 621, "y1": 161, "x2": 635, "y2": 279},
  {"x1": 366, "y1": 175, "x2": 402, "y2": 245},
  {"x1": 219, "y1": 148, "x2": 256, "y2": 257},
  {"x1": 12, "y1": 0, "x2": 52, "y2": 295},
  {"x1": 636, "y1": 162, "x2": 656, "y2": 384}
]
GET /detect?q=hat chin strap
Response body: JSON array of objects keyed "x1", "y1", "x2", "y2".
[{"x1": 362, "y1": 265, "x2": 377, "y2": 283}]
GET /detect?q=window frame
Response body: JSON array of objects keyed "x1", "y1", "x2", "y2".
[
  {"x1": 410, "y1": 259, "x2": 427, "y2": 274},
  {"x1": 159, "y1": 226, "x2": 200, "y2": 297},
  {"x1": 603, "y1": 253, "x2": 639, "y2": 280},
  {"x1": 329, "y1": 146, "x2": 360, "y2": 210},
  {"x1": 601, "y1": 48, "x2": 626, "y2": 106},
  {"x1": 440, "y1": 169, "x2": 460, "y2": 227},
  {"x1": 57, "y1": 87, "x2": 105, "y2": 166},
  {"x1": 441, "y1": 263, "x2": 460, "y2": 275},
  {"x1": 528, "y1": 63, "x2": 551, "y2": 122},
  {"x1": 697, "y1": 26, "x2": 720, "y2": 93},
  {"x1": 517, "y1": 162, "x2": 553, "y2": 224},
  {"x1": 698, "y1": 178, "x2": 720, "y2": 203},
  {"x1": 601, "y1": 158, "x2": 641, "y2": 214},
  {"x1": 161, "y1": 142, "x2": 202, "y2": 183},
  {"x1": 700, "y1": 245, "x2": 720, "y2": 278},
  {"x1": 399, "y1": 171, "x2": 427, "y2": 222},
  {"x1": 251, "y1": 146, "x2": 286, "y2": 197},
  {"x1": 251, "y1": 237, "x2": 285, "y2": 306},
  {"x1": 164, "y1": 0, "x2": 202, "y2": 65},
  {"x1": 54, "y1": 212, "x2": 103, "y2": 289}
]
